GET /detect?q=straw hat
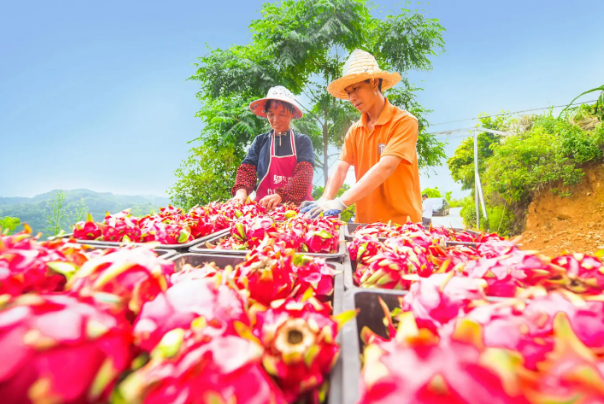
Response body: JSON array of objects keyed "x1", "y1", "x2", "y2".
[
  {"x1": 327, "y1": 49, "x2": 401, "y2": 100},
  {"x1": 249, "y1": 86, "x2": 304, "y2": 119}
]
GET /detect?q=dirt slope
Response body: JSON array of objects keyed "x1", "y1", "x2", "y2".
[{"x1": 521, "y1": 165, "x2": 604, "y2": 257}]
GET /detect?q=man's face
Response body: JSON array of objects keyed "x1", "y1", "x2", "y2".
[
  {"x1": 344, "y1": 80, "x2": 379, "y2": 114},
  {"x1": 422, "y1": 196, "x2": 427, "y2": 201}
]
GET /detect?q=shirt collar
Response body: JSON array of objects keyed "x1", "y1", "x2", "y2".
[{"x1": 361, "y1": 98, "x2": 395, "y2": 129}]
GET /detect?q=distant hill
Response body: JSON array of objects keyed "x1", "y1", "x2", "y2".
[{"x1": 0, "y1": 189, "x2": 171, "y2": 237}]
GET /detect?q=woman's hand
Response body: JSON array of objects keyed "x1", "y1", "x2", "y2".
[
  {"x1": 259, "y1": 193, "x2": 282, "y2": 211},
  {"x1": 233, "y1": 189, "x2": 248, "y2": 204}
]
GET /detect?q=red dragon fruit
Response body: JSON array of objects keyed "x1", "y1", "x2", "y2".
[
  {"x1": 73, "y1": 213, "x2": 102, "y2": 240},
  {"x1": 0, "y1": 293, "x2": 133, "y2": 404},
  {"x1": 522, "y1": 312, "x2": 604, "y2": 403},
  {"x1": 291, "y1": 255, "x2": 336, "y2": 299},
  {"x1": 549, "y1": 253, "x2": 604, "y2": 294},
  {"x1": 348, "y1": 235, "x2": 385, "y2": 265},
  {"x1": 460, "y1": 250, "x2": 558, "y2": 297},
  {"x1": 359, "y1": 307, "x2": 531, "y2": 404},
  {"x1": 521, "y1": 290, "x2": 604, "y2": 353},
  {"x1": 231, "y1": 216, "x2": 278, "y2": 249},
  {"x1": 117, "y1": 330, "x2": 286, "y2": 404},
  {"x1": 254, "y1": 296, "x2": 353, "y2": 403},
  {"x1": 401, "y1": 272, "x2": 488, "y2": 333},
  {"x1": 460, "y1": 298, "x2": 555, "y2": 370},
  {"x1": 66, "y1": 247, "x2": 174, "y2": 315},
  {"x1": 355, "y1": 245, "x2": 433, "y2": 290},
  {"x1": 149, "y1": 221, "x2": 192, "y2": 245},
  {"x1": 353, "y1": 222, "x2": 403, "y2": 239},
  {"x1": 0, "y1": 228, "x2": 77, "y2": 296},
  {"x1": 304, "y1": 229, "x2": 338, "y2": 253},
  {"x1": 270, "y1": 203, "x2": 300, "y2": 221},
  {"x1": 233, "y1": 243, "x2": 294, "y2": 306},
  {"x1": 133, "y1": 277, "x2": 249, "y2": 352},
  {"x1": 100, "y1": 211, "x2": 142, "y2": 242}
]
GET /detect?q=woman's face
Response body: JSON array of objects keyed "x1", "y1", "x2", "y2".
[{"x1": 266, "y1": 102, "x2": 293, "y2": 133}]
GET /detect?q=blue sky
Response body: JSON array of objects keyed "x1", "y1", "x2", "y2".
[{"x1": 1, "y1": 0, "x2": 602, "y2": 199}]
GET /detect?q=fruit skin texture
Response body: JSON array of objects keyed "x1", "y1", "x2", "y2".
[
  {"x1": 233, "y1": 245, "x2": 294, "y2": 306},
  {"x1": 359, "y1": 308, "x2": 530, "y2": 404},
  {"x1": 402, "y1": 273, "x2": 488, "y2": 333},
  {"x1": 0, "y1": 293, "x2": 133, "y2": 404},
  {"x1": 253, "y1": 297, "x2": 340, "y2": 403},
  {"x1": 549, "y1": 253, "x2": 604, "y2": 294},
  {"x1": 117, "y1": 331, "x2": 286, "y2": 404},
  {"x1": 0, "y1": 230, "x2": 75, "y2": 296},
  {"x1": 460, "y1": 250, "x2": 555, "y2": 297},
  {"x1": 100, "y1": 211, "x2": 142, "y2": 243},
  {"x1": 66, "y1": 247, "x2": 174, "y2": 316},
  {"x1": 355, "y1": 246, "x2": 433, "y2": 290},
  {"x1": 73, "y1": 213, "x2": 101, "y2": 241},
  {"x1": 133, "y1": 278, "x2": 250, "y2": 352}
]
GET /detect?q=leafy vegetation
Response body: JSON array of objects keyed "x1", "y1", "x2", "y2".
[
  {"x1": 170, "y1": 0, "x2": 447, "y2": 208},
  {"x1": 0, "y1": 217, "x2": 21, "y2": 235},
  {"x1": 449, "y1": 93, "x2": 604, "y2": 235}
]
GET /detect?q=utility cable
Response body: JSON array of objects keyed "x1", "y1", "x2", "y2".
[{"x1": 429, "y1": 99, "x2": 598, "y2": 127}]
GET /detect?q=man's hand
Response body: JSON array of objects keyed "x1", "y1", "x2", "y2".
[
  {"x1": 300, "y1": 197, "x2": 327, "y2": 214},
  {"x1": 259, "y1": 193, "x2": 282, "y2": 211},
  {"x1": 233, "y1": 189, "x2": 248, "y2": 204},
  {"x1": 304, "y1": 198, "x2": 347, "y2": 218}
]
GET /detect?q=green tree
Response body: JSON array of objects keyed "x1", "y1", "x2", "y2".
[
  {"x1": 421, "y1": 186, "x2": 442, "y2": 198},
  {"x1": 0, "y1": 216, "x2": 21, "y2": 235},
  {"x1": 447, "y1": 114, "x2": 511, "y2": 191},
  {"x1": 173, "y1": 0, "x2": 447, "y2": 207},
  {"x1": 70, "y1": 198, "x2": 88, "y2": 223},
  {"x1": 45, "y1": 191, "x2": 68, "y2": 236}
]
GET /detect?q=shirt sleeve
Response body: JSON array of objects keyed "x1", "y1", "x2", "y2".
[
  {"x1": 381, "y1": 117, "x2": 419, "y2": 164},
  {"x1": 231, "y1": 163, "x2": 257, "y2": 195},
  {"x1": 275, "y1": 162, "x2": 314, "y2": 204},
  {"x1": 241, "y1": 135, "x2": 263, "y2": 166},
  {"x1": 339, "y1": 127, "x2": 355, "y2": 165},
  {"x1": 295, "y1": 134, "x2": 315, "y2": 166}
]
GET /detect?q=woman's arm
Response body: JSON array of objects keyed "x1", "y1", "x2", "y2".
[
  {"x1": 231, "y1": 163, "x2": 257, "y2": 201},
  {"x1": 231, "y1": 135, "x2": 263, "y2": 201},
  {"x1": 275, "y1": 162, "x2": 314, "y2": 203}
]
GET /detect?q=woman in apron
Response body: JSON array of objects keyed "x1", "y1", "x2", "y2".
[{"x1": 231, "y1": 86, "x2": 314, "y2": 210}]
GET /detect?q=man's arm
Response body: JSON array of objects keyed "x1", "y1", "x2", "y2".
[
  {"x1": 321, "y1": 160, "x2": 350, "y2": 200},
  {"x1": 339, "y1": 155, "x2": 403, "y2": 206}
]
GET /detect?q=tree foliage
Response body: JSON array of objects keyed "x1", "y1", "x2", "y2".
[
  {"x1": 452, "y1": 106, "x2": 604, "y2": 235},
  {"x1": 447, "y1": 114, "x2": 511, "y2": 191},
  {"x1": 171, "y1": 0, "x2": 447, "y2": 207}
]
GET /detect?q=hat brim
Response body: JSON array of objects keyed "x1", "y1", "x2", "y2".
[
  {"x1": 327, "y1": 71, "x2": 402, "y2": 100},
  {"x1": 249, "y1": 97, "x2": 303, "y2": 119}
]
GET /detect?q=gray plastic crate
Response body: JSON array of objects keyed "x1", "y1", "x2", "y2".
[
  {"x1": 55, "y1": 229, "x2": 230, "y2": 251},
  {"x1": 170, "y1": 253, "x2": 346, "y2": 404},
  {"x1": 344, "y1": 223, "x2": 480, "y2": 244},
  {"x1": 189, "y1": 227, "x2": 347, "y2": 262}
]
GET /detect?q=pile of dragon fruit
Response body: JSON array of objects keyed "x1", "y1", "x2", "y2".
[
  {"x1": 0, "y1": 224, "x2": 351, "y2": 403},
  {"x1": 71, "y1": 200, "x2": 294, "y2": 245},
  {"x1": 358, "y1": 276, "x2": 604, "y2": 403},
  {"x1": 349, "y1": 222, "x2": 604, "y2": 297},
  {"x1": 210, "y1": 215, "x2": 341, "y2": 254}
]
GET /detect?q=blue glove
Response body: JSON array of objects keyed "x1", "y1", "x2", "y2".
[
  {"x1": 304, "y1": 198, "x2": 348, "y2": 218},
  {"x1": 300, "y1": 197, "x2": 327, "y2": 214}
]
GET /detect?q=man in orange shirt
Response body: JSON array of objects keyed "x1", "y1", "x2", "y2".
[{"x1": 302, "y1": 49, "x2": 422, "y2": 224}]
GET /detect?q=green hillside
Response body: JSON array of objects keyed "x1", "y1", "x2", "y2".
[{"x1": 0, "y1": 189, "x2": 170, "y2": 237}]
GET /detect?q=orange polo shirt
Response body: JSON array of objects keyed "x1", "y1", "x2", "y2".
[{"x1": 340, "y1": 99, "x2": 421, "y2": 224}]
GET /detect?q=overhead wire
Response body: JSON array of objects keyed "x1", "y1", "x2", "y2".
[{"x1": 429, "y1": 99, "x2": 598, "y2": 127}]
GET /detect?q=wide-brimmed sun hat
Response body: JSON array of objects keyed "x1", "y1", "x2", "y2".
[
  {"x1": 327, "y1": 49, "x2": 401, "y2": 100},
  {"x1": 249, "y1": 86, "x2": 304, "y2": 119}
]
